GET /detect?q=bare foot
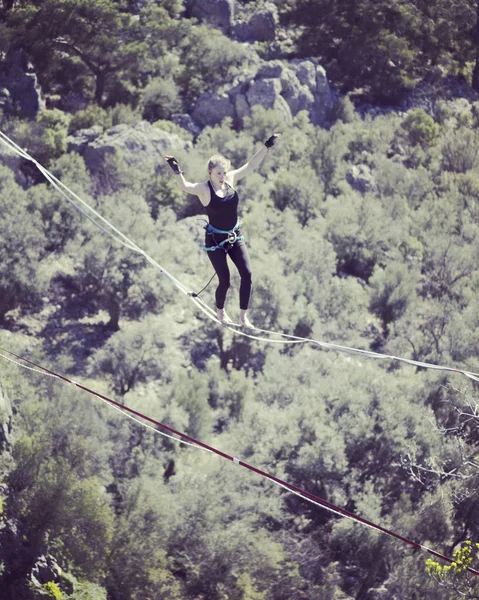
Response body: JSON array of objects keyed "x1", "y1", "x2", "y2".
[
  {"x1": 217, "y1": 309, "x2": 233, "y2": 326},
  {"x1": 240, "y1": 313, "x2": 255, "y2": 329}
]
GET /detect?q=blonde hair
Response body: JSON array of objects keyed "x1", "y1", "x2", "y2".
[{"x1": 207, "y1": 154, "x2": 231, "y2": 174}]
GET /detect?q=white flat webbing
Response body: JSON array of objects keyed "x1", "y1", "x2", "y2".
[
  {"x1": 192, "y1": 296, "x2": 479, "y2": 381},
  {"x1": 2, "y1": 129, "x2": 479, "y2": 382}
]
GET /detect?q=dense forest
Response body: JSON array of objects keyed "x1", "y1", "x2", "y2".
[{"x1": 2, "y1": 0, "x2": 479, "y2": 599}]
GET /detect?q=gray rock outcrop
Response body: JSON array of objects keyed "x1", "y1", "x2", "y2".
[
  {"x1": 66, "y1": 125, "x2": 103, "y2": 155},
  {"x1": 0, "y1": 87, "x2": 12, "y2": 113},
  {"x1": 187, "y1": 0, "x2": 235, "y2": 33},
  {"x1": 191, "y1": 92, "x2": 236, "y2": 128},
  {"x1": 0, "y1": 50, "x2": 45, "y2": 118},
  {"x1": 191, "y1": 58, "x2": 337, "y2": 129},
  {"x1": 31, "y1": 554, "x2": 63, "y2": 586},
  {"x1": 346, "y1": 164, "x2": 377, "y2": 194},
  {"x1": 67, "y1": 121, "x2": 191, "y2": 192},
  {"x1": 171, "y1": 113, "x2": 202, "y2": 137}
]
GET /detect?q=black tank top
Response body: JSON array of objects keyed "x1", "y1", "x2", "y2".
[{"x1": 205, "y1": 181, "x2": 239, "y2": 230}]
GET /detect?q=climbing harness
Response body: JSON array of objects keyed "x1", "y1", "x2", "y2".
[{"x1": 202, "y1": 219, "x2": 244, "y2": 252}]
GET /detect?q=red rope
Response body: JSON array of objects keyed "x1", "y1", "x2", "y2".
[{"x1": 2, "y1": 345, "x2": 478, "y2": 577}]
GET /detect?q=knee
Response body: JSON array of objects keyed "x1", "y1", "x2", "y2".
[
  {"x1": 242, "y1": 269, "x2": 252, "y2": 285},
  {"x1": 218, "y1": 275, "x2": 231, "y2": 290}
]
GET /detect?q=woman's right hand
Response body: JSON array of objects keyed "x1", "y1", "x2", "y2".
[{"x1": 164, "y1": 156, "x2": 183, "y2": 174}]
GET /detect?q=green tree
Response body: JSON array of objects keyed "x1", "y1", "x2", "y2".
[
  {"x1": 398, "y1": 109, "x2": 441, "y2": 150},
  {"x1": 369, "y1": 262, "x2": 420, "y2": 330},
  {"x1": 0, "y1": 165, "x2": 47, "y2": 322},
  {"x1": 441, "y1": 128, "x2": 479, "y2": 173},
  {"x1": 1, "y1": 434, "x2": 113, "y2": 593},
  {"x1": 89, "y1": 317, "x2": 169, "y2": 396},
  {"x1": 178, "y1": 25, "x2": 253, "y2": 105},
  {"x1": 287, "y1": 0, "x2": 418, "y2": 99},
  {"x1": 141, "y1": 77, "x2": 182, "y2": 122},
  {"x1": 105, "y1": 477, "x2": 183, "y2": 600},
  {"x1": 138, "y1": 2, "x2": 189, "y2": 79},
  {"x1": 3, "y1": 110, "x2": 71, "y2": 166},
  {"x1": 7, "y1": 0, "x2": 147, "y2": 105},
  {"x1": 51, "y1": 190, "x2": 169, "y2": 331},
  {"x1": 271, "y1": 166, "x2": 323, "y2": 227},
  {"x1": 286, "y1": 0, "x2": 479, "y2": 99}
]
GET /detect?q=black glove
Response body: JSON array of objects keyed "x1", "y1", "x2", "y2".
[
  {"x1": 265, "y1": 133, "x2": 281, "y2": 148},
  {"x1": 164, "y1": 156, "x2": 183, "y2": 174}
]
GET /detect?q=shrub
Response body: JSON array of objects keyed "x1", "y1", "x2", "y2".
[
  {"x1": 271, "y1": 166, "x2": 323, "y2": 226},
  {"x1": 141, "y1": 77, "x2": 182, "y2": 122},
  {"x1": 109, "y1": 104, "x2": 142, "y2": 127},
  {"x1": 68, "y1": 105, "x2": 112, "y2": 134},
  {"x1": 4, "y1": 109, "x2": 71, "y2": 164},
  {"x1": 243, "y1": 105, "x2": 285, "y2": 144},
  {"x1": 333, "y1": 95, "x2": 359, "y2": 124},
  {"x1": 369, "y1": 263, "x2": 419, "y2": 326},
  {"x1": 37, "y1": 109, "x2": 71, "y2": 161},
  {"x1": 441, "y1": 129, "x2": 479, "y2": 173},
  {"x1": 42, "y1": 581, "x2": 63, "y2": 599},
  {"x1": 178, "y1": 25, "x2": 253, "y2": 105},
  {"x1": 69, "y1": 103, "x2": 142, "y2": 135},
  {"x1": 152, "y1": 119, "x2": 193, "y2": 140},
  {"x1": 398, "y1": 108, "x2": 440, "y2": 149}
]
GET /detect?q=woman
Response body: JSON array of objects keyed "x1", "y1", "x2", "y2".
[{"x1": 165, "y1": 133, "x2": 280, "y2": 328}]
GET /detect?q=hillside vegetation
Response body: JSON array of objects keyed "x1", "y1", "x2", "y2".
[{"x1": 1, "y1": 1, "x2": 479, "y2": 599}]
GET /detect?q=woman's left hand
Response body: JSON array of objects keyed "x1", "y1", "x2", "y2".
[{"x1": 265, "y1": 133, "x2": 281, "y2": 148}]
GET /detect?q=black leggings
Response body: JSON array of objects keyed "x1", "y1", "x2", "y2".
[{"x1": 206, "y1": 241, "x2": 252, "y2": 310}]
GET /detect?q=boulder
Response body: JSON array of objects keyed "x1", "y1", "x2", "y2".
[
  {"x1": 256, "y1": 60, "x2": 284, "y2": 80},
  {"x1": 280, "y1": 67, "x2": 315, "y2": 116},
  {"x1": 171, "y1": 113, "x2": 202, "y2": 137},
  {"x1": 346, "y1": 164, "x2": 377, "y2": 194},
  {"x1": 191, "y1": 92, "x2": 235, "y2": 128},
  {"x1": 0, "y1": 49, "x2": 45, "y2": 118},
  {"x1": 309, "y1": 64, "x2": 337, "y2": 126},
  {"x1": 31, "y1": 554, "x2": 62, "y2": 587},
  {"x1": 187, "y1": 0, "x2": 235, "y2": 33},
  {"x1": 248, "y1": 3, "x2": 278, "y2": 41},
  {"x1": 246, "y1": 77, "x2": 293, "y2": 123},
  {"x1": 78, "y1": 120, "x2": 188, "y2": 172},
  {"x1": 66, "y1": 125, "x2": 103, "y2": 155},
  {"x1": 233, "y1": 2, "x2": 279, "y2": 42},
  {"x1": 246, "y1": 77, "x2": 281, "y2": 109},
  {"x1": 291, "y1": 59, "x2": 317, "y2": 91}
]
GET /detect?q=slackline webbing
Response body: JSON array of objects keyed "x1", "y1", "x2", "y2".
[
  {"x1": 1, "y1": 129, "x2": 478, "y2": 384},
  {"x1": 0, "y1": 345, "x2": 476, "y2": 576}
]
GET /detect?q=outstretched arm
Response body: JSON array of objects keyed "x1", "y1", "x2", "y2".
[
  {"x1": 228, "y1": 134, "x2": 281, "y2": 185},
  {"x1": 164, "y1": 156, "x2": 208, "y2": 204}
]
